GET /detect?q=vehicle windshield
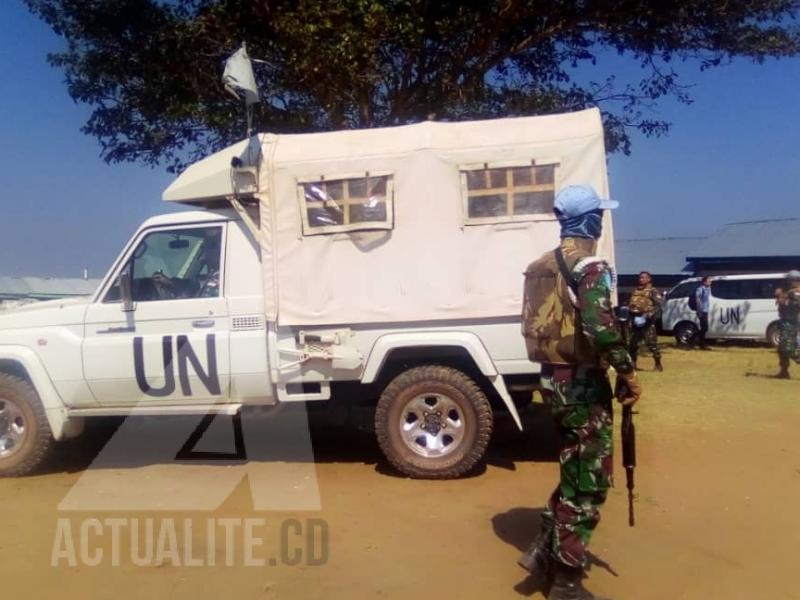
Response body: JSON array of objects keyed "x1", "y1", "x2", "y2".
[{"x1": 104, "y1": 226, "x2": 222, "y2": 303}]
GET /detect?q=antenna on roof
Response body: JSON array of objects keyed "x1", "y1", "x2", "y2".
[{"x1": 222, "y1": 43, "x2": 261, "y2": 138}]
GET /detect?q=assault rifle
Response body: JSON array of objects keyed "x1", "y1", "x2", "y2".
[
  {"x1": 615, "y1": 306, "x2": 637, "y2": 527},
  {"x1": 621, "y1": 405, "x2": 636, "y2": 527}
]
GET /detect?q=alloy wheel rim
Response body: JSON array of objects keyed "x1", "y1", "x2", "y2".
[
  {"x1": 398, "y1": 392, "x2": 465, "y2": 458},
  {"x1": 0, "y1": 398, "x2": 26, "y2": 459}
]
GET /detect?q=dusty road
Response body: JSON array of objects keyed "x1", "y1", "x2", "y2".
[{"x1": 1, "y1": 342, "x2": 799, "y2": 600}]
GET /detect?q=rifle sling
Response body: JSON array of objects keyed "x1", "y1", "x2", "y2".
[{"x1": 554, "y1": 247, "x2": 579, "y2": 299}]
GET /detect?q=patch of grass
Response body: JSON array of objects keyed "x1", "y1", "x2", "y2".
[{"x1": 618, "y1": 341, "x2": 799, "y2": 437}]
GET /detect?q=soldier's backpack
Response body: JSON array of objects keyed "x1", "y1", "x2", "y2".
[{"x1": 521, "y1": 246, "x2": 605, "y2": 365}]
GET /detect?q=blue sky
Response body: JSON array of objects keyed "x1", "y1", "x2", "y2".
[{"x1": 1, "y1": 1, "x2": 798, "y2": 278}]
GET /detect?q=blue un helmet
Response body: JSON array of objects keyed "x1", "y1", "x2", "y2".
[
  {"x1": 554, "y1": 185, "x2": 618, "y2": 240},
  {"x1": 554, "y1": 185, "x2": 618, "y2": 218}
]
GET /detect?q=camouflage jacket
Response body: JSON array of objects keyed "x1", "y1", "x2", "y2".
[
  {"x1": 628, "y1": 284, "x2": 663, "y2": 317},
  {"x1": 779, "y1": 287, "x2": 800, "y2": 324},
  {"x1": 522, "y1": 237, "x2": 634, "y2": 375}
]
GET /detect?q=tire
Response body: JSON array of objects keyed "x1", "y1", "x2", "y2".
[
  {"x1": 766, "y1": 322, "x2": 781, "y2": 348},
  {"x1": 375, "y1": 365, "x2": 493, "y2": 479},
  {"x1": 674, "y1": 321, "x2": 698, "y2": 347},
  {"x1": 0, "y1": 373, "x2": 54, "y2": 476}
]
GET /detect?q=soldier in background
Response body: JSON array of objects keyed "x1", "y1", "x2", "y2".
[
  {"x1": 775, "y1": 270, "x2": 800, "y2": 379},
  {"x1": 694, "y1": 276, "x2": 712, "y2": 349},
  {"x1": 520, "y1": 185, "x2": 641, "y2": 600},
  {"x1": 627, "y1": 271, "x2": 664, "y2": 371}
]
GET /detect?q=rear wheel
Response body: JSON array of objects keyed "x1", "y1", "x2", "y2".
[
  {"x1": 0, "y1": 373, "x2": 54, "y2": 476},
  {"x1": 375, "y1": 365, "x2": 493, "y2": 479},
  {"x1": 674, "y1": 321, "x2": 699, "y2": 347},
  {"x1": 766, "y1": 322, "x2": 781, "y2": 348}
]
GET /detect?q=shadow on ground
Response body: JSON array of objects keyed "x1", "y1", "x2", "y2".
[
  {"x1": 43, "y1": 402, "x2": 562, "y2": 476},
  {"x1": 492, "y1": 506, "x2": 619, "y2": 597}
]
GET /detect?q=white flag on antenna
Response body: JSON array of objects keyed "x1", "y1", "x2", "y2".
[{"x1": 222, "y1": 43, "x2": 260, "y2": 105}]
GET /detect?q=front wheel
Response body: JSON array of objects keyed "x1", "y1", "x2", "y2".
[
  {"x1": 0, "y1": 373, "x2": 54, "y2": 476},
  {"x1": 674, "y1": 321, "x2": 699, "y2": 347},
  {"x1": 375, "y1": 365, "x2": 493, "y2": 479}
]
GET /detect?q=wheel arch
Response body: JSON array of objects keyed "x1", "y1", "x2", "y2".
[
  {"x1": 0, "y1": 358, "x2": 32, "y2": 384},
  {"x1": 0, "y1": 346, "x2": 78, "y2": 440},
  {"x1": 362, "y1": 332, "x2": 522, "y2": 430},
  {"x1": 674, "y1": 319, "x2": 699, "y2": 333}
]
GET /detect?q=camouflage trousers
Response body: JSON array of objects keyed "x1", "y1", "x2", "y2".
[
  {"x1": 777, "y1": 320, "x2": 799, "y2": 368},
  {"x1": 539, "y1": 365, "x2": 614, "y2": 568},
  {"x1": 629, "y1": 320, "x2": 661, "y2": 361}
]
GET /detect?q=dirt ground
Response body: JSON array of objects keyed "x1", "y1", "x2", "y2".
[{"x1": 1, "y1": 341, "x2": 799, "y2": 600}]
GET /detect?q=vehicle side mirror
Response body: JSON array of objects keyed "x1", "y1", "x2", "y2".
[{"x1": 119, "y1": 267, "x2": 135, "y2": 312}]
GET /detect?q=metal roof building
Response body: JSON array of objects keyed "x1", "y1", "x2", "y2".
[
  {"x1": 0, "y1": 276, "x2": 100, "y2": 302},
  {"x1": 615, "y1": 237, "x2": 703, "y2": 277},
  {"x1": 686, "y1": 218, "x2": 800, "y2": 275},
  {"x1": 614, "y1": 237, "x2": 704, "y2": 300}
]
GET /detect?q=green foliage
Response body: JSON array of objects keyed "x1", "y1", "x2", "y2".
[{"x1": 25, "y1": 0, "x2": 800, "y2": 172}]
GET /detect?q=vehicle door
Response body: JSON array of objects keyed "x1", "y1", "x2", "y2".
[
  {"x1": 709, "y1": 280, "x2": 748, "y2": 338},
  {"x1": 663, "y1": 281, "x2": 699, "y2": 331},
  {"x1": 82, "y1": 224, "x2": 231, "y2": 406}
]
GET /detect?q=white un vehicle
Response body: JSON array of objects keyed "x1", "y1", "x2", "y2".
[
  {"x1": 0, "y1": 109, "x2": 616, "y2": 478},
  {"x1": 662, "y1": 273, "x2": 790, "y2": 347}
]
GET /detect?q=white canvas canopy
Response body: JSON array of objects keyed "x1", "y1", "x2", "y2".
[{"x1": 164, "y1": 108, "x2": 615, "y2": 326}]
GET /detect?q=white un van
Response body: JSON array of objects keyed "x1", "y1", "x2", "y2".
[
  {"x1": 0, "y1": 108, "x2": 616, "y2": 479},
  {"x1": 661, "y1": 273, "x2": 790, "y2": 347}
]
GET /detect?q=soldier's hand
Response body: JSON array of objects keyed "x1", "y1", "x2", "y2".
[{"x1": 616, "y1": 372, "x2": 641, "y2": 406}]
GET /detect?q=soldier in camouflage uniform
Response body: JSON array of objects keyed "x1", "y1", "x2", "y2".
[
  {"x1": 776, "y1": 270, "x2": 800, "y2": 379},
  {"x1": 627, "y1": 271, "x2": 664, "y2": 371},
  {"x1": 519, "y1": 185, "x2": 641, "y2": 600}
]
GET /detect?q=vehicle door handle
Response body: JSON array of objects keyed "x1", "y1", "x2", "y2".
[
  {"x1": 192, "y1": 319, "x2": 216, "y2": 328},
  {"x1": 97, "y1": 326, "x2": 136, "y2": 334}
]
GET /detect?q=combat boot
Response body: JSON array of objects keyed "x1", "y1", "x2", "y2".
[
  {"x1": 517, "y1": 532, "x2": 553, "y2": 584},
  {"x1": 548, "y1": 563, "x2": 611, "y2": 600},
  {"x1": 778, "y1": 357, "x2": 790, "y2": 379},
  {"x1": 654, "y1": 357, "x2": 663, "y2": 372}
]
